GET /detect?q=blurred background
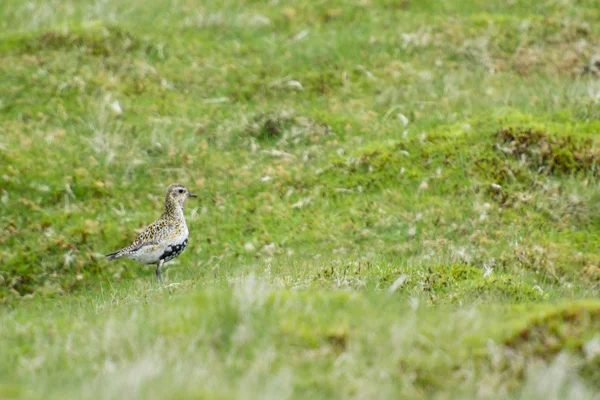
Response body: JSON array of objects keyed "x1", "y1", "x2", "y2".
[{"x1": 1, "y1": 1, "x2": 600, "y2": 399}]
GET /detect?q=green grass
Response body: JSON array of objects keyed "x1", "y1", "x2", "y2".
[{"x1": 1, "y1": 0, "x2": 600, "y2": 398}]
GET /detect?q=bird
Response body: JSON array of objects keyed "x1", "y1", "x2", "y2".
[{"x1": 105, "y1": 183, "x2": 197, "y2": 284}]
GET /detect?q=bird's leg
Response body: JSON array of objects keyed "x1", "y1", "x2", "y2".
[{"x1": 155, "y1": 260, "x2": 165, "y2": 285}]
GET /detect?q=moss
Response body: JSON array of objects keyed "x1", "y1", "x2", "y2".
[
  {"x1": 497, "y1": 245, "x2": 563, "y2": 284},
  {"x1": 495, "y1": 128, "x2": 600, "y2": 177},
  {"x1": 506, "y1": 305, "x2": 600, "y2": 353},
  {"x1": 503, "y1": 304, "x2": 600, "y2": 388},
  {"x1": 244, "y1": 111, "x2": 294, "y2": 142},
  {"x1": 0, "y1": 384, "x2": 30, "y2": 400},
  {"x1": 473, "y1": 127, "x2": 600, "y2": 211},
  {"x1": 0, "y1": 23, "x2": 161, "y2": 58},
  {"x1": 307, "y1": 139, "x2": 432, "y2": 196},
  {"x1": 452, "y1": 13, "x2": 595, "y2": 75},
  {"x1": 243, "y1": 110, "x2": 333, "y2": 146},
  {"x1": 421, "y1": 263, "x2": 544, "y2": 303},
  {"x1": 310, "y1": 261, "x2": 546, "y2": 304},
  {"x1": 466, "y1": 275, "x2": 544, "y2": 302},
  {"x1": 422, "y1": 263, "x2": 482, "y2": 292}
]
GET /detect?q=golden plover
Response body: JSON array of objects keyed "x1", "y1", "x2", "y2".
[{"x1": 105, "y1": 183, "x2": 197, "y2": 284}]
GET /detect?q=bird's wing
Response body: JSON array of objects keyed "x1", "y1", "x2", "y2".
[
  {"x1": 105, "y1": 239, "x2": 161, "y2": 260},
  {"x1": 106, "y1": 217, "x2": 175, "y2": 261},
  {"x1": 132, "y1": 218, "x2": 175, "y2": 246},
  {"x1": 124, "y1": 239, "x2": 160, "y2": 254}
]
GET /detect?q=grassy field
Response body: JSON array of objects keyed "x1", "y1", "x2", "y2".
[{"x1": 2, "y1": 0, "x2": 600, "y2": 398}]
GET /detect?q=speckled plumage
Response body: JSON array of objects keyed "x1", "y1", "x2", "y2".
[{"x1": 105, "y1": 183, "x2": 197, "y2": 284}]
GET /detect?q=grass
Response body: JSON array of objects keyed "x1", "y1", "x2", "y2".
[{"x1": 1, "y1": 0, "x2": 600, "y2": 398}]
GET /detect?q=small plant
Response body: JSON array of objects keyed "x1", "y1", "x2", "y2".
[
  {"x1": 495, "y1": 128, "x2": 600, "y2": 176},
  {"x1": 501, "y1": 305, "x2": 600, "y2": 388},
  {"x1": 244, "y1": 110, "x2": 333, "y2": 147}
]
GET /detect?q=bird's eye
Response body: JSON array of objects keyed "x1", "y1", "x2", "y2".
[{"x1": 178, "y1": 189, "x2": 184, "y2": 193}]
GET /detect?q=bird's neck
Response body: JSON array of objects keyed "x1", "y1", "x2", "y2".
[{"x1": 164, "y1": 200, "x2": 185, "y2": 220}]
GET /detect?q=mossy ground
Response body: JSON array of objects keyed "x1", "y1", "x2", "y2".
[{"x1": 1, "y1": 0, "x2": 600, "y2": 398}]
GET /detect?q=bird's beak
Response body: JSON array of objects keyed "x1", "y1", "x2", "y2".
[{"x1": 188, "y1": 192, "x2": 198, "y2": 198}]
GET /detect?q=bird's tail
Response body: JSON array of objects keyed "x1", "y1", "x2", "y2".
[{"x1": 105, "y1": 249, "x2": 125, "y2": 261}]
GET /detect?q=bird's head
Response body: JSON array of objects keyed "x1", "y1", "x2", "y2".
[{"x1": 165, "y1": 183, "x2": 197, "y2": 209}]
